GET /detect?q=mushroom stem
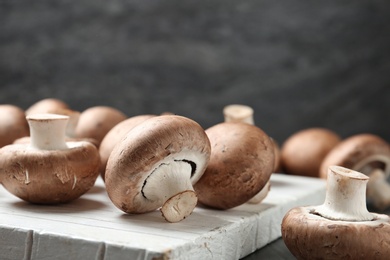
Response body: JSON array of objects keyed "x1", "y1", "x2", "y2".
[
  {"x1": 27, "y1": 114, "x2": 69, "y2": 150},
  {"x1": 366, "y1": 169, "x2": 390, "y2": 210},
  {"x1": 313, "y1": 165, "x2": 374, "y2": 221},
  {"x1": 223, "y1": 104, "x2": 254, "y2": 125},
  {"x1": 143, "y1": 161, "x2": 197, "y2": 222}
]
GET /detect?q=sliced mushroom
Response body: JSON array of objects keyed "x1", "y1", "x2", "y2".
[
  {"x1": 105, "y1": 115, "x2": 211, "y2": 223},
  {"x1": 99, "y1": 114, "x2": 156, "y2": 178},
  {"x1": 75, "y1": 106, "x2": 127, "y2": 146},
  {"x1": 282, "y1": 165, "x2": 390, "y2": 259},
  {"x1": 0, "y1": 113, "x2": 100, "y2": 203},
  {"x1": 281, "y1": 127, "x2": 341, "y2": 177},
  {"x1": 194, "y1": 122, "x2": 274, "y2": 209},
  {"x1": 320, "y1": 133, "x2": 390, "y2": 210},
  {"x1": 0, "y1": 104, "x2": 29, "y2": 148}
]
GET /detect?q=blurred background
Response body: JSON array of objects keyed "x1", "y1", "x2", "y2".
[{"x1": 1, "y1": 0, "x2": 389, "y2": 145}]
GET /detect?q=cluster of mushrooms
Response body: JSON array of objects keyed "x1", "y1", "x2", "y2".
[
  {"x1": 0, "y1": 100, "x2": 275, "y2": 223},
  {"x1": 1, "y1": 100, "x2": 389, "y2": 258}
]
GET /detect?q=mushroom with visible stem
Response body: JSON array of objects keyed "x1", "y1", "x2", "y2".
[
  {"x1": 99, "y1": 114, "x2": 156, "y2": 179},
  {"x1": 320, "y1": 134, "x2": 390, "y2": 211},
  {"x1": 281, "y1": 127, "x2": 341, "y2": 178},
  {"x1": 0, "y1": 113, "x2": 100, "y2": 204},
  {"x1": 282, "y1": 165, "x2": 390, "y2": 259},
  {"x1": 193, "y1": 121, "x2": 275, "y2": 209},
  {"x1": 0, "y1": 104, "x2": 29, "y2": 148},
  {"x1": 105, "y1": 115, "x2": 211, "y2": 223},
  {"x1": 222, "y1": 104, "x2": 277, "y2": 204}
]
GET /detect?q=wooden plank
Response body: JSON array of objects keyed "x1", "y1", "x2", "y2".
[{"x1": 0, "y1": 174, "x2": 326, "y2": 260}]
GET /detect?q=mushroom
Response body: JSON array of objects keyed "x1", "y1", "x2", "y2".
[
  {"x1": 75, "y1": 106, "x2": 127, "y2": 146},
  {"x1": 25, "y1": 98, "x2": 69, "y2": 116},
  {"x1": 320, "y1": 133, "x2": 390, "y2": 210},
  {"x1": 105, "y1": 115, "x2": 211, "y2": 223},
  {"x1": 193, "y1": 122, "x2": 275, "y2": 209},
  {"x1": 0, "y1": 113, "x2": 100, "y2": 203},
  {"x1": 281, "y1": 165, "x2": 390, "y2": 259},
  {"x1": 281, "y1": 127, "x2": 341, "y2": 177},
  {"x1": 0, "y1": 104, "x2": 29, "y2": 148},
  {"x1": 222, "y1": 104, "x2": 277, "y2": 204},
  {"x1": 99, "y1": 114, "x2": 156, "y2": 178}
]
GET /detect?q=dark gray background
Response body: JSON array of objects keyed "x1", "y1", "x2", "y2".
[
  {"x1": 1, "y1": 0, "x2": 389, "y2": 146},
  {"x1": 1, "y1": 1, "x2": 389, "y2": 258}
]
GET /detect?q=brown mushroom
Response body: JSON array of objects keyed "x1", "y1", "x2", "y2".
[
  {"x1": 320, "y1": 133, "x2": 390, "y2": 210},
  {"x1": 282, "y1": 165, "x2": 390, "y2": 259},
  {"x1": 75, "y1": 106, "x2": 127, "y2": 145},
  {"x1": 0, "y1": 113, "x2": 100, "y2": 203},
  {"x1": 0, "y1": 104, "x2": 29, "y2": 148},
  {"x1": 99, "y1": 114, "x2": 156, "y2": 178},
  {"x1": 222, "y1": 104, "x2": 277, "y2": 204},
  {"x1": 25, "y1": 98, "x2": 69, "y2": 116},
  {"x1": 281, "y1": 127, "x2": 341, "y2": 177},
  {"x1": 105, "y1": 115, "x2": 211, "y2": 223},
  {"x1": 193, "y1": 122, "x2": 274, "y2": 209}
]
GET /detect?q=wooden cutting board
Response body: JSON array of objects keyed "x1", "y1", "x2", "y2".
[{"x1": 0, "y1": 174, "x2": 326, "y2": 260}]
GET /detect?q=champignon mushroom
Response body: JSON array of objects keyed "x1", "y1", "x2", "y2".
[
  {"x1": 281, "y1": 165, "x2": 390, "y2": 259},
  {"x1": 0, "y1": 104, "x2": 29, "y2": 148},
  {"x1": 193, "y1": 122, "x2": 274, "y2": 209},
  {"x1": 99, "y1": 114, "x2": 156, "y2": 178},
  {"x1": 320, "y1": 133, "x2": 390, "y2": 210},
  {"x1": 281, "y1": 127, "x2": 341, "y2": 177},
  {"x1": 105, "y1": 115, "x2": 211, "y2": 223},
  {"x1": 25, "y1": 98, "x2": 69, "y2": 116},
  {"x1": 222, "y1": 104, "x2": 276, "y2": 204},
  {"x1": 0, "y1": 113, "x2": 100, "y2": 203},
  {"x1": 75, "y1": 106, "x2": 127, "y2": 146}
]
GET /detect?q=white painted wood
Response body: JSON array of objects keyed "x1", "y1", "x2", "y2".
[{"x1": 0, "y1": 174, "x2": 326, "y2": 260}]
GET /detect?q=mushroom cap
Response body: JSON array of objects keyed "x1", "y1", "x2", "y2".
[
  {"x1": 193, "y1": 122, "x2": 275, "y2": 209},
  {"x1": 281, "y1": 206, "x2": 390, "y2": 259},
  {"x1": 270, "y1": 137, "x2": 282, "y2": 173},
  {"x1": 320, "y1": 134, "x2": 390, "y2": 179},
  {"x1": 281, "y1": 127, "x2": 341, "y2": 177},
  {"x1": 75, "y1": 106, "x2": 127, "y2": 145},
  {"x1": 99, "y1": 114, "x2": 156, "y2": 177},
  {"x1": 0, "y1": 141, "x2": 100, "y2": 203},
  {"x1": 105, "y1": 115, "x2": 211, "y2": 214},
  {"x1": 25, "y1": 98, "x2": 69, "y2": 116},
  {"x1": 0, "y1": 104, "x2": 29, "y2": 148}
]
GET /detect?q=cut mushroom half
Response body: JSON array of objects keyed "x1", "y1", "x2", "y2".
[
  {"x1": 105, "y1": 115, "x2": 211, "y2": 223},
  {"x1": 282, "y1": 165, "x2": 390, "y2": 259},
  {"x1": 320, "y1": 134, "x2": 390, "y2": 210},
  {"x1": 0, "y1": 113, "x2": 100, "y2": 203}
]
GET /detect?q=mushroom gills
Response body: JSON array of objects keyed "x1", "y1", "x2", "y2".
[
  {"x1": 141, "y1": 160, "x2": 198, "y2": 222},
  {"x1": 141, "y1": 160, "x2": 195, "y2": 202}
]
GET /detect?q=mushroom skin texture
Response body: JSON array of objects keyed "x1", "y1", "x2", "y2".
[
  {"x1": 193, "y1": 122, "x2": 275, "y2": 209},
  {"x1": 105, "y1": 115, "x2": 211, "y2": 223},
  {"x1": 281, "y1": 127, "x2": 341, "y2": 177},
  {"x1": 75, "y1": 106, "x2": 127, "y2": 146},
  {"x1": 320, "y1": 133, "x2": 390, "y2": 210},
  {"x1": 0, "y1": 114, "x2": 100, "y2": 204},
  {"x1": 282, "y1": 166, "x2": 390, "y2": 259},
  {"x1": 99, "y1": 114, "x2": 155, "y2": 178},
  {"x1": 25, "y1": 98, "x2": 69, "y2": 116},
  {"x1": 0, "y1": 104, "x2": 29, "y2": 148}
]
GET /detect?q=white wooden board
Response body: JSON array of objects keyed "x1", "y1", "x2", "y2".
[{"x1": 0, "y1": 174, "x2": 326, "y2": 260}]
